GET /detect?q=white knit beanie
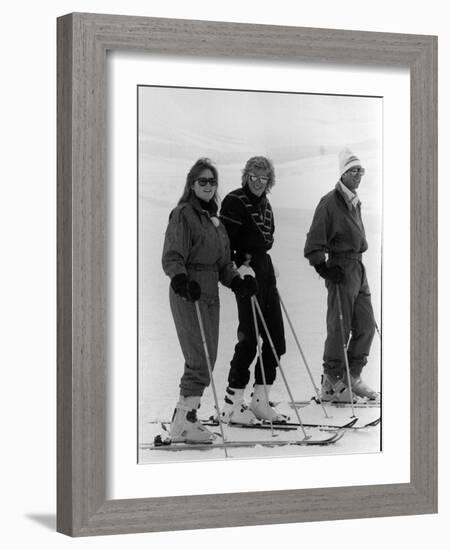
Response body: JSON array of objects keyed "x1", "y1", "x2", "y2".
[{"x1": 339, "y1": 148, "x2": 362, "y2": 177}]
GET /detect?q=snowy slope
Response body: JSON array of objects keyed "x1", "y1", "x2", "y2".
[{"x1": 138, "y1": 198, "x2": 381, "y2": 463}]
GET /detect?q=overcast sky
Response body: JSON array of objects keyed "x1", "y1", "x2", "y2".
[{"x1": 138, "y1": 85, "x2": 382, "y2": 212}]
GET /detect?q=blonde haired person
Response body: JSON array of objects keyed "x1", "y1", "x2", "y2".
[{"x1": 218, "y1": 156, "x2": 288, "y2": 424}]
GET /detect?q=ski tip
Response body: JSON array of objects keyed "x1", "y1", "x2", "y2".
[
  {"x1": 330, "y1": 430, "x2": 346, "y2": 444},
  {"x1": 364, "y1": 417, "x2": 381, "y2": 427},
  {"x1": 296, "y1": 428, "x2": 346, "y2": 446},
  {"x1": 311, "y1": 396, "x2": 381, "y2": 408},
  {"x1": 345, "y1": 417, "x2": 359, "y2": 428},
  {"x1": 320, "y1": 429, "x2": 346, "y2": 445}
]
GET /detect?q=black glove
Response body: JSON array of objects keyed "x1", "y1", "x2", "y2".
[
  {"x1": 231, "y1": 275, "x2": 258, "y2": 298},
  {"x1": 314, "y1": 262, "x2": 345, "y2": 284},
  {"x1": 171, "y1": 273, "x2": 201, "y2": 301}
]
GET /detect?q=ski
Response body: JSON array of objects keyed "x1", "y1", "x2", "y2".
[
  {"x1": 201, "y1": 416, "x2": 358, "y2": 430},
  {"x1": 278, "y1": 416, "x2": 380, "y2": 430},
  {"x1": 145, "y1": 429, "x2": 345, "y2": 451},
  {"x1": 317, "y1": 416, "x2": 380, "y2": 430},
  {"x1": 203, "y1": 416, "x2": 380, "y2": 430},
  {"x1": 202, "y1": 417, "x2": 297, "y2": 431},
  {"x1": 283, "y1": 401, "x2": 380, "y2": 429},
  {"x1": 149, "y1": 415, "x2": 358, "y2": 431},
  {"x1": 353, "y1": 416, "x2": 381, "y2": 428},
  {"x1": 145, "y1": 419, "x2": 294, "y2": 430},
  {"x1": 306, "y1": 397, "x2": 380, "y2": 409},
  {"x1": 326, "y1": 401, "x2": 381, "y2": 409},
  {"x1": 286, "y1": 400, "x2": 380, "y2": 409}
]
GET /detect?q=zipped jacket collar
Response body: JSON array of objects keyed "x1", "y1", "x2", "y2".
[{"x1": 190, "y1": 196, "x2": 218, "y2": 217}]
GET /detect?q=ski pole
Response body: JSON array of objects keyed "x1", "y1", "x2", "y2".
[
  {"x1": 194, "y1": 301, "x2": 229, "y2": 458},
  {"x1": 250, "y1": 296, "x2": 274, "y2": 437},
  {"x1": 278, "y1": 292, "x2": 329, "y2": 418},
  {"x1": 335, "y1": 284, "x2": 356, "y2": 417},
  {"x1": 253, "y1": 296, "x2": 310, "y2": 439}
]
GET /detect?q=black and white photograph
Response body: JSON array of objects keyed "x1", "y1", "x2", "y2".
[
  {"x1": 1, "y1": 0, "x2": 442, "y2": 545},
  {"x1": 137, "y1": 85, "x2": 383, "y2": 462}
]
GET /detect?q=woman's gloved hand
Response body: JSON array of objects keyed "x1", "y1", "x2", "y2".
[
  {"x1": 171, "y1": 273, "x2": 201, "y2": 301},
  {"x1": 231, "y1": 275, "x2": 258, "y2": 298}
]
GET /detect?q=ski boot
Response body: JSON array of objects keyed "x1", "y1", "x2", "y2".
[
  {"x1": 249, "y1": 384, "x2": 290, "y2": 423},
  {"x1": 170, "y1": 396, "x2": 216, "y2": 443},
  {"x1": 218, "y1": 387, "x2": 259, "y2": 425},
  {"x1": 320, "y1": 373, "x2": 358, "y2": 403},
  {"x1": 346, "y1": 374, "x2": 380, "y2": 401}
]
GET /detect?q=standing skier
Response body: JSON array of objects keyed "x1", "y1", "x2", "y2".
[
  {"x1": 304, "y1": 148, "x2": 378, "y2": 402},
  {"x1": 162, "y1": 158, "x2": 257, "y2": 443},
  {"x1": 218, "y1": 156, "x2": 288, "y2": 424}
]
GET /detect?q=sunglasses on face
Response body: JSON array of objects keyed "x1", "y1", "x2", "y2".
[
  {"x1": 196, "y1": 177, "x2": 218, "y2": 186},
  {"x1": 348, "y1": 167, "x2": 365, "y2": 175},
  {"x1": 248, "y1": 173, "x2": 270, "y2": 185}
]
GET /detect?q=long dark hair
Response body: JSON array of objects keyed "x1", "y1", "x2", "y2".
[{"x1": 177, "y1": 158, "x2": 220, "y2": 208}]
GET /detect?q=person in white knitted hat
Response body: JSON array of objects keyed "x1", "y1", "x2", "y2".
[{"x1": 303, "y1": 148, "x2": 378, "y2": 402}]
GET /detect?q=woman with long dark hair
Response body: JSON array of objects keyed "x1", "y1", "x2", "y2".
[{"x1": 162, "y1": 158, "x2": 257, "y2": 443}]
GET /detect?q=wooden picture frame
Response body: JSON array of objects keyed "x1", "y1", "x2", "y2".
[{"x1": 57, "y1": 12, "x2": 437, "y2": 536}]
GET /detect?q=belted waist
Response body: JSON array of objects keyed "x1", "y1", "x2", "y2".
[
  {"x1": 329, "y1": 251, "x2": 363, "y2": 261},
  {"x1": 186, "y1": 262, "x2": 219, "y2": 272}
]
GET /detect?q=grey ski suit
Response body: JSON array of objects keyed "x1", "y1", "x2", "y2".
[
  {"x1": 162, "y1": 197, "x2": 238, "y2": 396},
  {"x1": 304, "y1": 183, "x2": 376, "y2": 377}
]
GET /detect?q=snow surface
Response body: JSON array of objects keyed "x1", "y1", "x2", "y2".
[
  {"x1": 138, "y1": 199, "x2": 381, "y2": 464},
  {"x1": 137, "y1": 87, "x2": 382, "y2": 463}
]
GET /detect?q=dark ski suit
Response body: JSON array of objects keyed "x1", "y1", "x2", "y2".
[
  {"x1": 220, "y1": 186, "x2": 286, "y2": 389},
  {"x1": 162, "y1": 197, "x2": 238, "y2": 397},
  {"x1": 304, "y1": 182, "x2": 376, "y2": 378}
]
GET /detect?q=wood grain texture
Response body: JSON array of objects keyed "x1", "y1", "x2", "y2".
[
  {"x1": 57, "y1": 12, "x2": 438, "y2": 536},
  {"x1": 57, "y1": 13, "x2": 74, "y2": 536},
  {"x1": 409, "y1": 36, "x2": 438, "y2": 508}
]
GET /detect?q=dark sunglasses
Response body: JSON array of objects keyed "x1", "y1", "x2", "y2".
[{"x1": 196, "y1": 177, "x2": 218, "y2": 186}]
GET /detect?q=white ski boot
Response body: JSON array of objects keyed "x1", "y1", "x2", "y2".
[
  {"x1": 170, "y1": 396, "x2": 216, "y2": 443},
  {"x1": 249, "y1": 384, "x2": 290, "y2": 423},
  {"x1": 219, "y1": 387, "x2": 259, "y2": 425},
  {"x1": 320, "y1": 373, "x2": 358, "y2": 403},
  {"x1": 347, "y1": 374, "x2": 380, "y2": 401}
]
